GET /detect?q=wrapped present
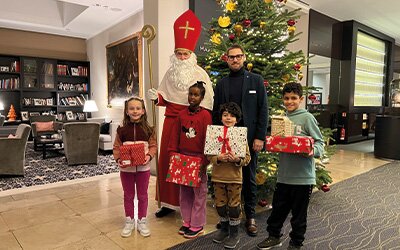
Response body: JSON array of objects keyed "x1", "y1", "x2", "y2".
[
  {"x1": 119, "y1": 143, "x2": 146, "y2": 167},
  {"x1": 204, "y1": 125, "x2": 247, "y2": 158},
  {"x1": 266, "y1": 136, "x2": 314, "y2": 154},
  {"x1": 166, "y1": 153, "x2": 202, "y2": 187},
  {"x1": 271, "y1": 115, "x2": 294, "y2": 136},
  {"x1": 119, "y1": 145, "x2": 132, "y2": 167}
]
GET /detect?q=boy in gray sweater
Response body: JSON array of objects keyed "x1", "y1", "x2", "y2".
[{"x1": 257, "y1": 82, "x2": 324, "y2": 250}]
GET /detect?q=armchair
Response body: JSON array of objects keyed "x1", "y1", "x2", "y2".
[
  {"x1": 0, "y1": 124, "x2": 31, "y2": 176},
  {"x1": 30, "y1": 115, "x2": 63, "y2": 151},
  {"x1": 63, "y1": 122, "x2": 100, "y2": 165}
]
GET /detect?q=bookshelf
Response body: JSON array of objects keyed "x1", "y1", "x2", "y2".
[{"x1": 0, "y1": 55, "x2": 90, "y2": 122}]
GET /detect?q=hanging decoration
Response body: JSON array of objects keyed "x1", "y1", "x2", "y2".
[
  {"x1": 218, "y1": 16, "x2": 231, "y2": 28},
  {"x1": 298, "y1": 72, "x2": 304, "y2": 81},
  {"x1": 234, "y1": 24, "x2": 243, "y2": 36},
  {"x1": 260, "y1": 21, "x2": 266, "y2": 28},
  {"x1": 247, "y1": 62, "x2": 253, "y2": 71},
  {"x1": 211, "y1": 33, "x2": 222, "y2": 44},
  {"x1": 226, "y1": 1, "x2": 237, "y2": 12}
]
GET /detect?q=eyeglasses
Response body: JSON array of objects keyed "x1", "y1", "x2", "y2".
[{"x1": 227, "y1": 54, "x2": 244, "y2": 61}]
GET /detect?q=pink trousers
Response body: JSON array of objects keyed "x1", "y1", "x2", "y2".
[{"x1": 120, "y1": 170, "x2": 150, "y2": 219}]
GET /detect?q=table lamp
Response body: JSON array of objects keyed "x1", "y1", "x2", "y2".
[
  {"x1": 0, "y1": 102, "x2": 4, "y2": 116},
  {"x1": 83, "y1": 100, "x2": 98, "y2": 119}
]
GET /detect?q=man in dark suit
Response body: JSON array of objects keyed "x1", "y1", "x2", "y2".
[{"x1": 212, "y1": 44, "x2": 268, "y2": 237}]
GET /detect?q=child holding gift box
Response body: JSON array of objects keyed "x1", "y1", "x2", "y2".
[
  {"x1": 168, "y1": 81, "x2": 212, "y2": 239},
  {"x1": 113, "y1": 97, "x2": 157, "y2": 238},
  {"x1": 209, "y1": 102, "x2": 251, "y2": 249},
  {"x1": 257, "y1": 82, "x2": 324, "y2": 250}
]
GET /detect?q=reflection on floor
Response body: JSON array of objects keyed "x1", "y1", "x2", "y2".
[{"x1": 0, "y1": 140, "x2": 391, "y2": 249}]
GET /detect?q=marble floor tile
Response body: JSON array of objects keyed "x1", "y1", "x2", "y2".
[
  {"x1": 62, "y1": 190, "x2": 122, "y2": 214},
  {"x1": 1, "y1": 200, "x2": 75, "y2": 230},
  {"x1": 0, "y1": 231, "x2": 22, "y2": 250},
  {"x1": 54, "y1": 235, "x2": 121, "y2": 250},
  {"x1": 13, "y1": 215, "x2": 101, "y2": 250},
  {"x1": 0, "y1": 194, "x2": 60, "y2": 213},
  {"x1": 0, "y1": 214, "x2": 10, "y2": 233},
  {"x1": 81, "y1": 205, "x2": 125, "y2": 234}
]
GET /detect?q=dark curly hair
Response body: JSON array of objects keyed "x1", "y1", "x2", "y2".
[
  {"x1": 282, "y1": 82, "x2": 303, "y2": 97},
  {"x1": 219, "y1": 102, "x2": 242, "y2": 123}
]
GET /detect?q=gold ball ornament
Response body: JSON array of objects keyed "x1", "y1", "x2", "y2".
[
  {"x1": 259, "y1": 21, "x2": 266, "y2": 29},
  {"x1": 288, "y1": 26, "x2": 296, "y2": 35},
  {"x1": 218, "y1": 16, "x2": 231, "y2": 28},
  {"x1": 247, "y1": 63, "x2": 253, "y2": 71},
  {"x1": 256, "y1": 172, "x2": 267, "y2": 185},
  {"x1": 264, "y1": 0, "x2": 273, "y2": 3},
  {"x1": 234, "y1": 24, "x2": 243, "y2": 36},
  {"x1": 282, "y1": 74, "x2": 291, "y2": 82},
  {"x1": 205, "y1": 65, "x2": 211, "y2": 71},
  {"x1": 298, "y1": 72, "x2": 304, "y2": 81}
]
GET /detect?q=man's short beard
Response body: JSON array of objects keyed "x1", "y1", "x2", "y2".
[{"x1": 167, "y1": 53, "x2": 197, "y2": 91}]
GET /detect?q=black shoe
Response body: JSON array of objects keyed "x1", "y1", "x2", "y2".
[
  {"x1": 216, "y1": 222, "x2": 221, "y2": 229},
  {"x1": 178, "y1": 225, "x2": 189, "y2": 235},
  {"x1": 224, "y1": 224, "x2": 239, "y2": 249},
  {"x1": 287, "y1": 241, "x2": 302, "y2": 249},
  {"x1": 155, "y1": 207, "x2": 175, "y2": 218},
  {"x1": 183, "y1": 227, "x2": 204, "y2": 239},
  {"x1": 257, "y1": 236, "x2": 282, "y2": 250}
]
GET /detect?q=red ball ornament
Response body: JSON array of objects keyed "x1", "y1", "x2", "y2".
[
  {"x1": 242, "y1": 19, "x2": 252, "y2": 27},
  {"x1": 220, "y1": 54, "x2": 228, "y2": 62},
  {"x1": 287, "y1": 19, "x2": 296, "y2": 26},
  {"x1": 229, "y1": 33, "x2": 235, "y2": 41},
  {"x1": 321, "y1": 184, "x2": 330, "y2": 192},
  {"x1": 264, "y1": 80, "x2": 269, "y2": 87},
  {"x1": 258, "y1": 199, "x2": 269, "y2": 207},
  {"x1": 293, "y1": 63, "x2": 301, "y2": 71}
]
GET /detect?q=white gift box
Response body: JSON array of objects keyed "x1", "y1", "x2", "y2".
[{"x1": 204, "y1": 125, "x2": 248, "y2": 158}]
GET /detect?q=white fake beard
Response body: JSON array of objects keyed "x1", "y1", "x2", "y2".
[{"x1": 167, "y1": 53, "x2": 197, "y2": 91}]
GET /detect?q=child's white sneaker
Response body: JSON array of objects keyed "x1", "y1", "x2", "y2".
[
  {"x1": 137, "y1": 217, "x2": 151, "y2": 237},
  {"x1": 121, "y1": 217, "x2": 135, "y2": 237}
]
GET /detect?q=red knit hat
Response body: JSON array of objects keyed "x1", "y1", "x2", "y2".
[{"x1": 173, "y1": 10, "x2": 201, "y2": 52}]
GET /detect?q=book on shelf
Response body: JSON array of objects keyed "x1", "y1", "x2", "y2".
[{"x1": 0, "y1": 78, "x2": 19, "y2": 89}]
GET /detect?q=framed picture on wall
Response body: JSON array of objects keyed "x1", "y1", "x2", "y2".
[
  {"x1": 106, "y1": 31, "x2": 143, "y2": 107},
  {"x1": 21, "y1": 111, "x2": 29, "y2": 121},
  {"x1": 307, "y1": 92, "x2": 322, "y2": 105},
  {"x1": 66, "y1": 111, "x2": 74, "y2": 121}
]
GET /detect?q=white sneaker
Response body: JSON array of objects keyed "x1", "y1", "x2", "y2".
[
  {"x1": 137, "y1": 217, "x2": 151, "y2": 237},
  {"x1": 121, "y1": 217, "x2": 135, "y2": 237}
]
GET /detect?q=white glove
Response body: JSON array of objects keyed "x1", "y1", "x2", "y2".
[{"x1": 147, "y1": 88, "x2": 158, "y2": 101}]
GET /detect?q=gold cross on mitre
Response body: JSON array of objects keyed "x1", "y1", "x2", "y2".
[{"x1": 179, "y1": 21, "x2": 195, "y2": 39}]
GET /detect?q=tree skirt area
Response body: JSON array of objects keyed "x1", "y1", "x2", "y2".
[{"x1": 0, "y1": 143, "x2": 118, "y2": 192}]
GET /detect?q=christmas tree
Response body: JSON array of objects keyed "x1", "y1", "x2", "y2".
[
  {"x1": 201, "y1": 0, "x2": 332, "y2": 202},
  {"x1": 7, "y1": 104, "x2": 17, "y2": 121}
]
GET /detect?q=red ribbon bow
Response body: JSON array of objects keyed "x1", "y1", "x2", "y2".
[{"x1": 217, "y1": 126, "x2": 232, "y2": 153}]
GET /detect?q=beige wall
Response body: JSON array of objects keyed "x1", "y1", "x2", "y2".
[{"x1": 0, "y1": 28, "x2": 86, "y2": 61}]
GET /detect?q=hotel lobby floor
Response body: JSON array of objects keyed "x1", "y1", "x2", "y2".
[{"x1": 0, "y1": 141, "x2": 391, "y2": 250}]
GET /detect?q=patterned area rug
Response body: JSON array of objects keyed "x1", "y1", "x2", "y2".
[
  {"x1": 170, "y1": 162, "x2": 400, "y2": 250},
  {"x1": 0, "y1": 143, "x2": 118, "y2": 192}
]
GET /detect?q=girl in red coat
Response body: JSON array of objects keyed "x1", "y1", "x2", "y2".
[{"x1": 168, "y1": 81, "x2": 212, "y2": 238}]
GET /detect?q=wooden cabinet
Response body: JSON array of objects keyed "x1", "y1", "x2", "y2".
[{"x1": 0, "y1": 55, "x2": 90, "y2": 122}]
